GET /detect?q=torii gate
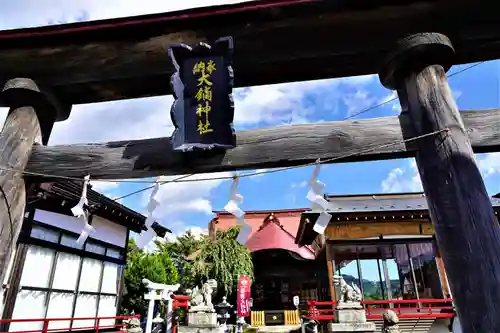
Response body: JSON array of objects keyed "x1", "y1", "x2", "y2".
[
  {"x1": 0, "y1": 1, "x2": 500, "y2": 332},
  {"x1": 143, "y1": 279, "x2": 180, "y2": 333}
]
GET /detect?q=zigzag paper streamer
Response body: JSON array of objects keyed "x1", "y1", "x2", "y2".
[
  {"x1": 71, "y1": 175, "x2": 90, "y2": 218},
  {"x1": 224, "y1": 176, "x2": 250, "y2": 244},
  {"x1": 76, "y1": 215, "x2": 95, "y2": 245},
  {"x1": 237, "y1": 223, "x2": 252, "y2": 245},
  {"x1": 140, "y1": 179, "x2": 162, "y2": 250},
  {"x1": 224, "y1": 176, "x2": 245, "y2": 218},
  {"x1": 144, "y1": 180, "x2": 161, "y2": 229},
  {"x1": 306, "y1": 162, "x2": 331, "y2": 234}
]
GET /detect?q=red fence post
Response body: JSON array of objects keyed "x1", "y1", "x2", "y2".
[
  {"x1": 42, "y1": 319, "x2": 49, "y2": 333},
  {"x1": 95, "y1": 318, "x2": 100, "y2": 333}
]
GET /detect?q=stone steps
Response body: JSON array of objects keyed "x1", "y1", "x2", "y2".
[{"x1": 369, "y1": 318, "x2": 436, "y2": 333}]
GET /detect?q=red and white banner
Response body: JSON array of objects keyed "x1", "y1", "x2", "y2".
[{"x1": 237, "y1": 275, "x2": 252, "y2": 317}]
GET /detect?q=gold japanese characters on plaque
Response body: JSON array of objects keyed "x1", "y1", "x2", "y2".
[
  {"x1": 168, "y1": 37, "x2": 236, "y2": 152},
  {"x1": 192, "y1": 59, "x2": 216, "y2": 135}
]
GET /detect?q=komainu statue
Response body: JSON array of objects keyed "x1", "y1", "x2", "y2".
[
  {"x1": 186, "y1": 279, "x2": 218, "y2": 311},
  {"x1": 382, "y1": 310, "x2": 401, "y2": 333},
  {"x1": 186, "y1": 285, "x2": 203, "y2": 307},
  {"x1": 333, "y1": 275, "x2": 362, "y2": 303}
]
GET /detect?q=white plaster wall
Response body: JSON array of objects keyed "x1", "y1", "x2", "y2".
[
  {"x1": 34, "y1": 209, "x2": 85, "y2": 235},
  {"x1": 33, "y1": 209, "x2": 128, "y2": 248},
  {"x1": 0, "y1": 248, "x2": 17, "y2": 315},
  {"x1": 91, "y1": 215, "x2": 128, "y2": 248}
]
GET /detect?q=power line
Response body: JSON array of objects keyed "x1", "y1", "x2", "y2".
[
  {"x1": 344, "y1": 62, "x2": 484, "y2": 120},
  {"x1": 110, "y1": 128, "x2": 449, "y2": 201},
  {"x1": 112, "y1": 174, "x2": 193, "y2": 201},
  {"x1": 0, "y1": 129, "x2": 448, "y2": 203},
  {"x1": 0, "y1": 60, "x2": 482, "y2": 202},
  {"x1": 112, "y1": 61, "x2": 482, "y2": 200}
]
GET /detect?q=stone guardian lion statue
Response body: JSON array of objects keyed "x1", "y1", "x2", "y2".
[
  {"x1": 333, "y1": 275, "x2": 362, "y2": 303},
  {"x1": 186, "y1": 279, "x2": 218, "y2": 310}
]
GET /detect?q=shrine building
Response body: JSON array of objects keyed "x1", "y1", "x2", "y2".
[
  {"x1": 1, "y1": 181, "x2": 150, "y2": 333},
  {"x1": 210, "y1": 192, "x2": 500, "y2": 332},
  {"x1": 209, "y1": 208, "x2": 330, "y2": 324}
]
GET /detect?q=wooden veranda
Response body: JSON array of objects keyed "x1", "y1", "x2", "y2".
[{"x1": 0, "y1": 0, "x2": 500, "y2": 332}]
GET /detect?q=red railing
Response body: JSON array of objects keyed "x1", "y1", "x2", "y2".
[
  {"x1": 171, "y1": 295, "x2": 190, "y2": 333},
  {"x1": 0, "y1": 315, "x2": 140, "y2": 333},
  {"x1": 306, "y1": 299, "x2": 455, "y2": 321},
  {"x1": 171, "y1": 295, "x2": 189, "y2": 311}
]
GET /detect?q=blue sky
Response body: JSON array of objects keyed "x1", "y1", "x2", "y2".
[{"x1": 1, "y1": 1, "x2": 499, "y2": 279}]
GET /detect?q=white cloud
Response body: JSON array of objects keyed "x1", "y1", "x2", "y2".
[
  {"x1": 381, "y1": 159, "x2": 422, "y2": 193},
  {"x1": 247, "y1": 169, "x2": 270, "y2": 181},
  {"x1": 143, "y1": 172, "x2": 233, "y2": 218},
  {"x1": 0, "y1": 2, "x2": 377, "y2": 144},
  {"x1": 234, "y1": 75, "x2": 375, "y2": 126},
  {"x1": 90, "y1": 180, "x2": 120, "y2": 195},
  {"x1": 379, "y1": 91, "x2": 401, "y2": 113},
  {"x1": 129, "y1": 225, "x2": 207, "y2": 253},
  {"x1": 291, "y1": 180, "x2": 307, "y2": 189},
  {"x1": 378, "y1": 88, "x2": 462, "y2": 115},
  {"x1": 164, "y1": 225, "x2": 208, "y2": 242},
  {"x1": 382, "y1": 153, "x2": 500, "y2": 194},
  {"x1": 343, "y1": 90, "x2": 377, "y2": 117},
  {"x1": 477, "y1": 153, "x2": 500, "y2": 177},
  {"x1": 136, "y1": 168, "x2": 278, "y2": 222},
  {"x1": 131, "y1": 220, "x2": 208, "y2": 248},
  {"x1": 0, "y1": 0, "x2": 378, "y2": 221}
]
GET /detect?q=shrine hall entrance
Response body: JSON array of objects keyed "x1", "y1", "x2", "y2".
[
  {"x1": 333, "y1": 238, "x2": 447, "y2": 302},
  {"x1": 251, "y1": 249, "x2": 328, "y2": 312}
]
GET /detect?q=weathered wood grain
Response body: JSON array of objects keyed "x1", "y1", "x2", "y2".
[
  {"x1": 0, "y1": 0, "x2": 499, "y2": 104},
  {"x1": 25, "y1": 109, "x2": 500, "y2": 180},
  {"x1": 386, "y1": 33, "x2": 500, "y2": 332},
  {"x1": 0, "y1": 106, "x2": 42, "y2": 287}
]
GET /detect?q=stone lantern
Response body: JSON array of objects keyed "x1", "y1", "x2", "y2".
[{"x1": 215, "y1": 296, "x2": 232, "y2": 332}]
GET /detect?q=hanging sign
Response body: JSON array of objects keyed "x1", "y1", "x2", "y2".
[
  {"x1": 237, "y1": 275, "x2": 252, "y2": 317},
  {"x1": 168, "y1": 36, "x2": 236, "y2": 151}
]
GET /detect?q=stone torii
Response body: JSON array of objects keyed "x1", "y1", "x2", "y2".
[{"x1": 143, "y1": 279, "x2": 180, "y2": 333}]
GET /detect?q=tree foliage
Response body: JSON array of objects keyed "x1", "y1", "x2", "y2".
[
  {"x1": 189, "y1": 227, "x2": 254, "y2": 297},
  {"x1": 158, "y1": 230, "x2": 204, "y2": 288},
  {"x1": 157, "y1": 227, "x2": 253, "y2": 297},
  {"x1": 121, "y1": 226, "x2": 253, "y2": 315},
  {"x1": 120, "y1": 238, "x2": 179, "y2": 316}
]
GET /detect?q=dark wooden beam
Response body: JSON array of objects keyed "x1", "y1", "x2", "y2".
[
  {"x1": 379, "y1": 32, "x2": 500, "y2": 332},
  {"x1": 26, "y1": 109, "x2": 500, "y2": 180},
  {"x1": 0, "y1": 0, "x2": 499, "y2": 104}
]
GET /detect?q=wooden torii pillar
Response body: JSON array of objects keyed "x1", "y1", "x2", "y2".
[
  {"x1": 379, "y1": 33, "x2": 500, "y2": 332},
  {"x1": 0, "y1": 78, "x2": 70, "y2": 286}
]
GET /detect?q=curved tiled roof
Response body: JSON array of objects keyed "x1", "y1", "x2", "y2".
[{"x1": 244, "y1": 215, "x2": 315, "y2": 260}]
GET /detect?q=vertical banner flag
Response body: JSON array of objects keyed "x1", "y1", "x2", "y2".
[
  {"x1": 237, "y1": 276, "x2": 252, "y2": 317},
  {"x1": 168, "y1": 36, "x2": 236, "y2": 151}
]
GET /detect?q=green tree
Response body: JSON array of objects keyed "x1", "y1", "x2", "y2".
[
  {"x1": 158, "y1": 230, "x2": 206, "y2": 288},
  {"x1": 120, "y1": 238, "x2": 179, "y2": 316},
  {"x1": 189, "y1": 227, "x2": 254, "y2": 297}
]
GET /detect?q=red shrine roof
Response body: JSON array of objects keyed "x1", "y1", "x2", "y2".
[
  {"x1": 211, "y1": 209, "x2": 315, "y2": 260},
  {"x1": 245, "y1": 218, "x2": 315, "y2": 260}
]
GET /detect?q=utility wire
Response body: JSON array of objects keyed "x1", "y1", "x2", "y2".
[
  {"x1": 105, "y1": 60, "x2": 484, "y2": 200},
  {"x1": 344, "y1": 62, "x2": 484, "y2": 120},
  {"x1": 0, "y1": 60, "x2": 482, "y2": 203},
  {"x1": 111, "y1": 129, "x2": 449, "y2": 201}
]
